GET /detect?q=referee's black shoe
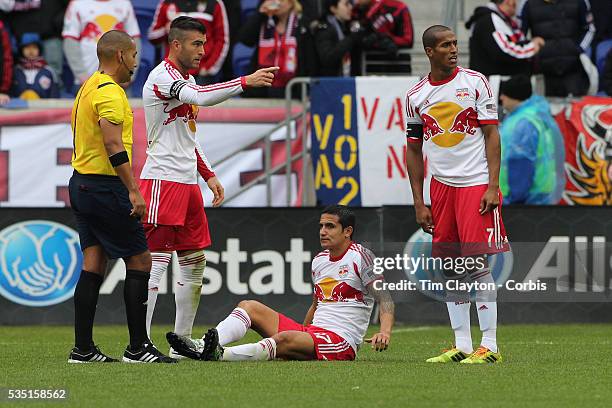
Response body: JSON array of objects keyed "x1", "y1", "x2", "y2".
[
  {"x1": 68, "y1": 345, "x2": 119, "y2": 363},
  {"x1": 122, "y1": 341, "x2": 178, "y2": 363}
]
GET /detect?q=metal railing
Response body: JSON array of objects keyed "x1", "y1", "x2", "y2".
[{"x1": 215, "y1": 77, "x2": 312, "y2": 207}]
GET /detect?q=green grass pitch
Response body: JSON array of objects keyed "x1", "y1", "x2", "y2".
[{"x1": 2, "y1": 324, "x2": 611, "y2": 408}]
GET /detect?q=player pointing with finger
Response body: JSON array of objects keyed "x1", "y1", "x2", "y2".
[{"x1": 139, "y1": 16, "x2": 279, "y2": 357}]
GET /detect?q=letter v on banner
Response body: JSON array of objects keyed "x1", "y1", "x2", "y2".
[{"x1": 310, "y1": 78, "x2": 362, "y2": 205}]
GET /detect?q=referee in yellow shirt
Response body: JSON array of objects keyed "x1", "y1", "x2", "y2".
[{"x1": 68, "y1": 30, "x2": 175, "y2": 364}]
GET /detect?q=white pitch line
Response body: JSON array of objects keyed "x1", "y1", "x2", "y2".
[{"x1": 393, "y1": 326, "x2": 436, "y2": 333}]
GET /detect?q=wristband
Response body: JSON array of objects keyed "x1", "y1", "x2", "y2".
[{"x1": 109, "y1": 151, "x2": 129, "y2": 167}]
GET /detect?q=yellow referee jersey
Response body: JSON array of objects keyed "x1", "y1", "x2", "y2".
[{"x1": 71, "y1": 72, "x2": 134, "y2": 176}]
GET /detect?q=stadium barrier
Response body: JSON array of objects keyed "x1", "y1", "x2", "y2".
[
  {"x1": 1, "y1": 206, "x2": 610, "y2": 325},
  {"x1": 0, "y1": 103, "x2": 306, "y2": 207}
]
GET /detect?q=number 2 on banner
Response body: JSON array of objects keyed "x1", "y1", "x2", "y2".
[{"x1": 341, "y1": 94, "x2": 351, "y2": 131}]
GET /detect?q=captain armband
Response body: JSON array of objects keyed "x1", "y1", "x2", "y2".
[
  {"x1": 109, "y1": 151, "x2": 129, "y2": 167},
  {"x1": 169, "y1": 80, "x2": 189, "y2": 99},
  {"x1": 405, "y1": 123, "x2": 423, "y2": 140}
]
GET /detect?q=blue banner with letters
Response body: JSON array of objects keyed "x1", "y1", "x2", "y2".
[{"x1": 310, "y1": 78, "x2": 362, "y2": 206}]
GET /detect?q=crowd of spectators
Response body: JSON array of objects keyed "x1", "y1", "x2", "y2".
[
  {"x1": 0, "y1": 0, "x2": 610, "y2": 103},
  {"x1": 466, "y1": 0, "x2": 612, "y2": 97}
]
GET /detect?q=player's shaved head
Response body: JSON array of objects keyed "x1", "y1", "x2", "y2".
[
  {"x1": 422, "y1": 25, "x2": 453, "y2": 49},
  {"x1": 97, "y1": 30, "x2": 135, "y2": 61}
]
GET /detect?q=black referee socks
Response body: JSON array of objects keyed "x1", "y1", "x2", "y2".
[
  {"x1": 74, "y1": 270, "x2": 104, "y2": 351},
  {"x1": 124, "y1": 270, "x2": 151, "y2": 349}
]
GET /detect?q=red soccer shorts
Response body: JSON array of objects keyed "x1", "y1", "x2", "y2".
[
  {"x1": 139, "y1": 179, "x2": 211, "y2": 251},
  {"x1": 430, "y1": 177, "x2": 509, "y2": 257},
  {"x1": 277, "y1": 313, "x2": 356, "y2": 361}
]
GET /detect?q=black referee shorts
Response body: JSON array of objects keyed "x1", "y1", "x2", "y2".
[{"x1": 69, "y1": 171, "x2": 148, "y2": 259}]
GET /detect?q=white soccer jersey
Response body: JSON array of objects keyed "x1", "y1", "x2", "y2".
[
  {"x1": 140, "y1": 59, "x2": 245, "y2": 184},
  {"x1": 62, "y1": 0, "x2": 141, "y2": 77},
  {"x1": 311, "y1": 243, "x2": 381, "y2": 352},
  {"x1": 405, "y1": 66, "x2": 499, "y2": 187}
]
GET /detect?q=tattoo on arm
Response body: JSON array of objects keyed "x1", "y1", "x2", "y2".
[{"x1": 371, "y1": 284, "x2": 395, "y2": 315}]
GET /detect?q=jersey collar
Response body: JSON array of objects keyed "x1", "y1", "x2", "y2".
[
  {"x1": 329, "y1": 241, "x2": 353, "y2": 262},
  {"x1": 164, "y1": 58, "x2": 190, "y2": 80}
]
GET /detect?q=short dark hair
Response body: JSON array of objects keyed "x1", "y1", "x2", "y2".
[
  {"x1": 324, "y1": 0, "x2": 341, "y2": 15},
  {"x1": 422, "y1": 25, "x2": 452, "y2": 49},
  {"x1": 168, "y1": 16, "x2": 206, "y2": 43},
  {"x1": 321, "y1": 205, "x2": 356, "y2": 238}
]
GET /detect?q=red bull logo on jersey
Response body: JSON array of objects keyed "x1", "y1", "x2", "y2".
[
  {"x1": 81, "y1": 15, "x2": 123, "y2": 41},
  {"x1": 338, "y1": 264, "x2": 349, "y2": 277},
  {"x1": 449, "y1": 107, "x2": 478, "y2": 135},
  {"x1": 163, "y1": 103, "x2": 196, "y2": 126},
  {"x1": 315, "y1": 277, "x2": 364, "y2": 303},
  {"x1": 421, "y1": 113, "x2": 444, "y2": 141},
  {"x1": 421, "y1": 102, "x2": 479, "y2": 148}
]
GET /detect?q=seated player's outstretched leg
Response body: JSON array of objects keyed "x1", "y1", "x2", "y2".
[
  {"x1": 187, "y1": 325, "x2": 315, "y2": 362},
  {"x1": 166, "y1": 299, "x2": 282, "y2": 360}
]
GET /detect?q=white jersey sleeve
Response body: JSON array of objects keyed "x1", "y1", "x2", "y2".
[
  {"x1": 174, "y1": 77, "x2": 245, "y2": 106},
  {"x1": 62, "y1": 1, "x2": 81, "y2": 39},
  {"x1": 474, "y1": 74, "x2": 498, "y2": 124},
  {"x1": 122, "y1": 0, "x2": 141, "y2": 37}
]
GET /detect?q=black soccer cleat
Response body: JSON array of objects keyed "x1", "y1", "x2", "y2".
[
  {"x1": 201, "y1": 328, "x2": 223, "y2": 361},
  {"x1": 166, "y1": 332, "x2": 206, "y2": 360},
  {"x1": 68, "y1": 345, "x2": 119, "y2": 363},
  {"x1": 122, "y1": 341, "x2": 178, "y2": 363}
]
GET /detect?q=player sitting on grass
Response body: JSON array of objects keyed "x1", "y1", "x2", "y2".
[{"x1": 167, "y1": 205, "x2": 395, "y2": 361}]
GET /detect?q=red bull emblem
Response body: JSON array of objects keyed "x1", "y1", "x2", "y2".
[
  {"x1": 81, "y1": 22, "x2": 103, "y2": 40},
  {"x1": 315, "y1": 277, "x2": 364, "y2": 303},
  {"x1": 338, "y1": 264, "x2": 349, "y2": 277},
  {"x1": 421, "y1": 102, "x2": 479, "y2": 147},
  {"x1": 449, "y1": 107, "x2": 478, "y2": 135},
  {"x1": 421, "y1": 113, "x2": 444, "y2": 141},
  {"x1": 455, "y1": 88, "x2": 469, "y2": 100},
  {"x1": 163, "y1": 103, "x2": 196, "y2": 125}
]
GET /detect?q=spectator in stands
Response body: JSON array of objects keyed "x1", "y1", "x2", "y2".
[
  {"x1": 465, "y1": 0, "x2": 544, "y2": 77},
  {"x1": 519, "y1": 0, "x2": 595, "y2": 97},
  {"x1": 353, "y1": 0, "x2": 413, "y2": 50},
  {"x1": 312, "y1": 0, "x2": 364, "y2": 77},
  {"x1": 148, "y1": 0, "x2": 230, "y2": 85},
  {"x1": 0, "y1": 19, "x2": 12, "y2": 105},
  {"x1": 62, "y1": 0, "x2": 141, "y2": 87},
  {"x1": 11, "y1": 33, "x2": 59, "y2": 99},
  {"x1": 603, "y1": 49, "x2": 612, "y2": 96},
  {"x1": 3, "y1": 0, "x2": 69, "y2": 85},
  {"x1": 238, "y1": 0, "x2": 304, "y2": 97},
  {"x1": 499, "y1": 75, "x2": 565, "y2": 204}
]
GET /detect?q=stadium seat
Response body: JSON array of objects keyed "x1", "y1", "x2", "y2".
[
  {"x1": 241, "y1": 0, "x2": 259, "y2": 22},
  {"x1": 232, "y1": 42, "x2": 255, "y2": 78}
]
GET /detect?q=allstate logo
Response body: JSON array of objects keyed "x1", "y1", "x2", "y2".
[
  {"x1": 403, "y1": 229, "x2": 513, "y2": 301},
  {"x1": 0, "y1": 220, "x2": 82, "y2": 307}
]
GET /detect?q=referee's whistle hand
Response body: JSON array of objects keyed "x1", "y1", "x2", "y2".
[{"x1": 129, "y1": 190, "x2": 147, "y2": 219}]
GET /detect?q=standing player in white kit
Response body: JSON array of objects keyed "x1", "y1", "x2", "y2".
[{"x1": 140, "y1": 16, "x2": 278, "y2": 357}]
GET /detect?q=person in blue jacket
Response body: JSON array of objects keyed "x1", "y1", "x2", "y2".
[
  {"x1": 499, "y1": 75, "x2": 565, "y2": 204},
  {"x1": 11, "y1": 32, "x2": 59, "y2": 99}
]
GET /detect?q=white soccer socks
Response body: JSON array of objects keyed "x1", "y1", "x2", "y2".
[
  {"x1": 445, "y1": 301, "x2": 473, "y2": 354},
  {"x1": 221, "y1": 338, "x2": 276, "y2": 361},
  {"x1": 473, "y1": 269, "x2": 498, "y2": 353},
  {"x1": 215, "y1": 307, "x2": 251, "y2": 346},
  {"x1": 146, "y1": 252, "x2": 172, "y2": 337},
  {"x1": 174, "y1": 251, "x2": 206, "y2": 337}
]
